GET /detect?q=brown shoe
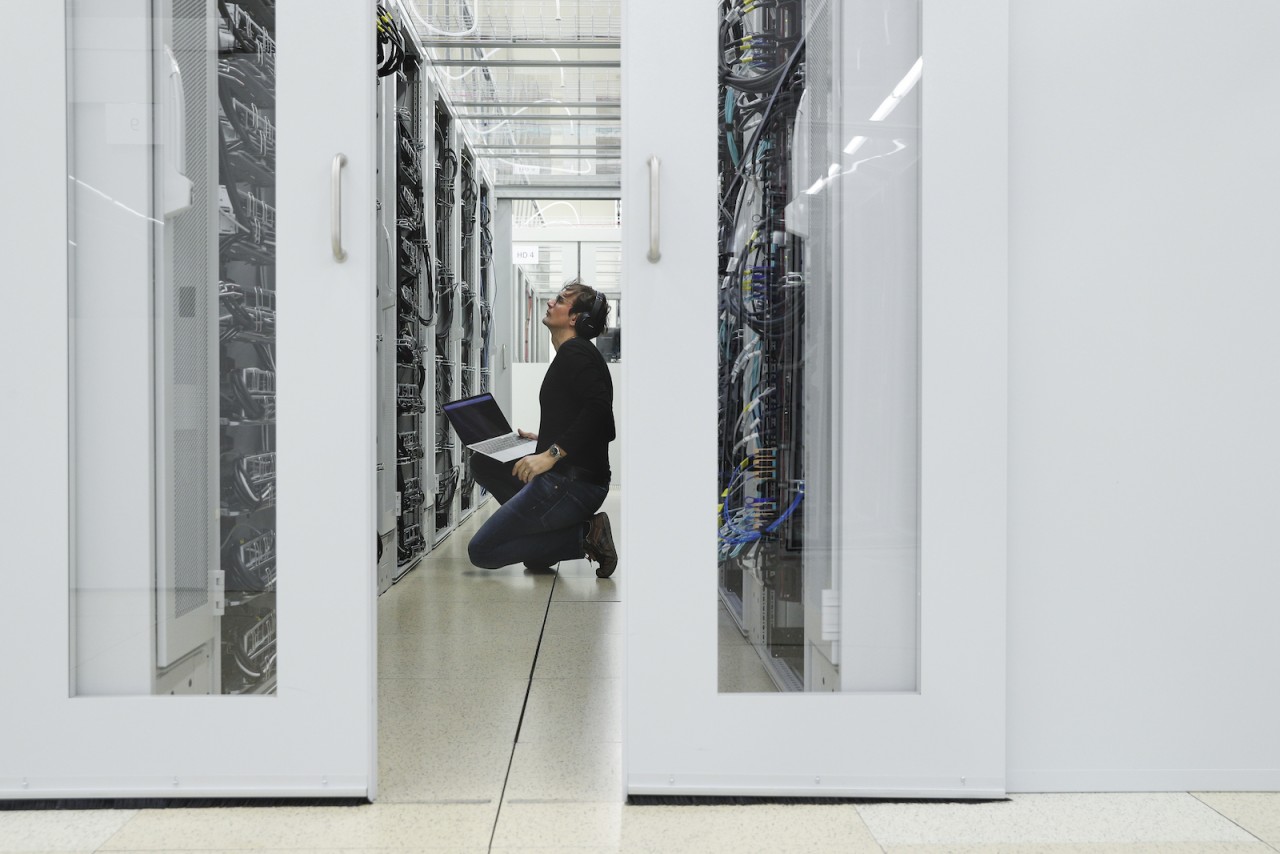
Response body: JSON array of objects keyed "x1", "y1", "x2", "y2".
[{"x1": 583, "y1": 512, "x2": 618, "y2": 578}]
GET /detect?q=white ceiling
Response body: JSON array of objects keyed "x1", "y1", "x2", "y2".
[{"x1": 403, "y1": 0, "x2": 621, "y2": 192}]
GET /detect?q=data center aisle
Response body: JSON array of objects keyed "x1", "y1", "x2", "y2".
[{"x1": 377, "y1": 488, "x2": 624, "y2": 850}]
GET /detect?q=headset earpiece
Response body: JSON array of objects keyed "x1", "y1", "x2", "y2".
[{"x1": 577, "y1": 291, "x2": 606, "y2": 338}]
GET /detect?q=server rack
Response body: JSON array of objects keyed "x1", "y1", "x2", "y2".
[
  {"x1": 478, "y1": 184, "x2": 494, "y2": 400},
  {"x1": 452, "y1": 149, "x2": 494, "y2": 519},
  {"x1": 716, "y1": 0, "x2": 808, "y2": 691},
  {"x1": 388, "y1": 30, "x2": 433, "y2": 577},
  {"x1": 215, "y1": 0, "x2": 278, "y2": 694},
  {"x1": 370, "y1": 1, "x2": 494, "y2": 578},
  {"x1": 458, "y1": 147, "x2": 477, "y2": 513},
  {"x1": 375, "y1": 36, "x2": 398, "y2": 594},
  {"x1": 431, "y1": 98, "x2": 461, "y2": 541},
  {"x1": 715, "y1": 0, "x2": 923, "y2": 693}
]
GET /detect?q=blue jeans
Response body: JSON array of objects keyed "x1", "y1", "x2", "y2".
[{"x1": 467, "y1": 467, "x2": 608, "y2": 570}]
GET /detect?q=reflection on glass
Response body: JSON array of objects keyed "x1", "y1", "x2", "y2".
[
  {"x1": 69, "y1": 0, "x2": 277, "y2": 695},
  {"x1": 717, "y1": 0, "x2": 921, "y2": 692}
]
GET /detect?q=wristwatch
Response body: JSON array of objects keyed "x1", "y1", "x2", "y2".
[{"x1": 548, "y1": 444, "x2": 562, "y2": 460}]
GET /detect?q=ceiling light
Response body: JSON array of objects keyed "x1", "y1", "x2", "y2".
[
  {"x1": 843, "y1": 135, "x2": 867, "y2": 156},
  {"x1": 805, "y1": 163, "x2": 842, "y2": 196},
  {"x1": 405, "y1": 0, "x2": 481, "y2": 38}
]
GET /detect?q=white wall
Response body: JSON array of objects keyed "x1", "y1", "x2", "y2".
[{"x1": 1008, "y1": 0, "x2": 1280, "y2": 791}]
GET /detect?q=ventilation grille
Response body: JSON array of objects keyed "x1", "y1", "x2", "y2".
[
  {"x1": 172, "y1": 0, "x2": 211, "y2": 619},
  {"x1": 174, "y1": 428, "x2": 208, "y2": 617}
]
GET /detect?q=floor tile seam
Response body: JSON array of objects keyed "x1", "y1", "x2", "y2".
[
  {"x1": 378, "y1": 675, "x2": 535, "y2": 683},
  {"x1": 499, "y1": 794, "x2": 628, "y2": 806},
  {"x1": 382, "y1": 583, "x2": 553, "y2": 590},
  {"x1": 378, "y1": 634, "x2": 547, "y2": 643},
  {"x1": 380, "y1": 736, "x2": 523, "y2": 747},
  {"x1": 379, "y1": 596, "x2": 556, "y2": 603},
  {"x1": 377, "y1": 638, "x2": 545, "y2": 648},
  {"x1": 514, "y1": 737, "x2": 623, "y2": 746},
  {"x1": 91, "y1": 809, "x2": 142, "y2": 853},
  {"x1": 526, "y1": 675, "x2": 622, "y2": 683},
  {"x1": 488, "y1": 573, "x2": 559, "y2": 853},
  {"x1": 540, "y1": 629, "x2": 625, "y2": 636},
  {"x1": 378, "y1": 623, "x2": 547, "y2": 630},
  {"x1": 382, "y1": 635, "x2": 544, "y2": 647},
  {"x1": 1189, "y1": 792, "x2": 1280, "y2": 850}
]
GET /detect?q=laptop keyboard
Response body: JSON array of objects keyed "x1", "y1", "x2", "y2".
[{"x1": 472, "y1": 433, "x2": 529, "y2": 454}]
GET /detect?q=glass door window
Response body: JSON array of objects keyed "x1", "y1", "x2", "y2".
[
  {"x1": 69, "y1": 0, "x2": 278, "y2": 696},
  {"x1": 716, "y1": 0, "x2": 922, "y2": 692}
]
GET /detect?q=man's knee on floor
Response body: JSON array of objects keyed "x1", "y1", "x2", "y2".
[{"x1": 467, "y1": 535, "x2": 504, "y2": 570}]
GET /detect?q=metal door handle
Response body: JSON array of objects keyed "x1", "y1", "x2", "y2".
[
  {"x1": 380, "y1": 223, "x2": 393, "y2": 304},
  {"x1": 332, "y1": 153, "x2": 348, "y2": 262},
  {"x1": 165, "y1": 47, "x2": 187, "y2": 174},
  {"x1": 647, "y1": 155, "x2": 661, "y2": 263},
  {"x1": 161, "y1": 46, "x2": 193, "y2": 216}
]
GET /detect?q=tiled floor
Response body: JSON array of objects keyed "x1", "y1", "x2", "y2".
[{"x1": 4, "y1": 490, "x2": 1280, "y2": 851}]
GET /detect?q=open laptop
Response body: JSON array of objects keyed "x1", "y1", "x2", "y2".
[{"x1": 441, "y1": 393, "x2": 538, "y2": 462}]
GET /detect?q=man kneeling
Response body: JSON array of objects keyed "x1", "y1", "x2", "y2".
[{"x1": 466, "y1": 279, "x2": 618, "y2": 578}]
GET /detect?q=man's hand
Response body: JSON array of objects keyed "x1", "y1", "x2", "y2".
[
  {"x1": 518, "y1": 428, "x2": 538, "y2": 440},
  {"x1": 512, "y1": 450, "x2": 555, "y2": 483}
]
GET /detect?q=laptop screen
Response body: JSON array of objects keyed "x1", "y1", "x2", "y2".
[{"x1": 441, "y1": 393, "x2": 513, "y2": 445}]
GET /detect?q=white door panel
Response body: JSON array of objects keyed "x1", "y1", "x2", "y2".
[
  {"x1": 0, "y1": 0, "x2": 377, "y2": 798},
  {"x1": 623, "y1": 0, "x2": 1009, "y2": 797}
]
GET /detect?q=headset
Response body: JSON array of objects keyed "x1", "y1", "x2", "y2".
[{"x1": 574, "y1": 290, "x2": 607, "y2": 339}]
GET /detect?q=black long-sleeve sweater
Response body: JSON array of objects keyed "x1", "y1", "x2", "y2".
[{"x1": 536, "y1": 337, "x2": 615, "y2": 486}]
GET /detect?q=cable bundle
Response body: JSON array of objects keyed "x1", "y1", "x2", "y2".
[
  {"x1": 435, "y1": 277, "x2": 455, "y2": 340},
  {"x1": 435, "y1": 465, "x2": 460, "y2": 519},
  {"x1": 219, "y1": 282, "x2": 276, "y2": 342},
  {"x1": 398, "y1": 524, "x2": 425, "y2": 561},
  {"x1": 716, "y1": 0, "x2": 807, "y2": 566},
  {"x1": 221, "y1": 451, "x2": 277, "y2": 514},
  {"x1": 214, "y1": 0, "x2": 281, "y2": 694},
  {"x1": 397, "y1": 431, "x2": 424, "y2": 464},
  {"x1": 376, "y1": 5, "x2": 405, "y2": 77},
  {"x1": 221, "y1": 525, "x2": 277, "y2": 594}
]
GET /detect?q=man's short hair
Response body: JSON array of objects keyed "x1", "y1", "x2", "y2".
[{"x1": 562, "y1": 277, "x2": 610, "y2": 340}]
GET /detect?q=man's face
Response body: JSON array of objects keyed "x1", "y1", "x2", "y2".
[{"x1": 543, "y1": 288, "x2": 576, "y2": 330}]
